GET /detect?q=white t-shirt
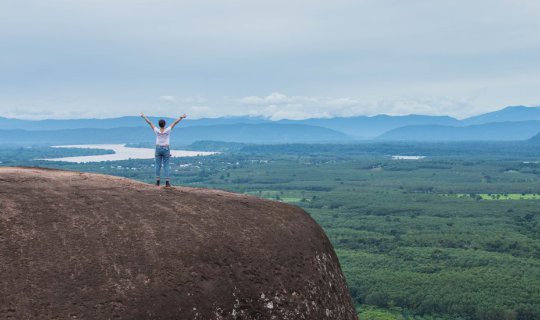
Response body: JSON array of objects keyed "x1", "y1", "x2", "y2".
[{"x1": 154, "y1": 126, "x2": 172, "y2": 146}]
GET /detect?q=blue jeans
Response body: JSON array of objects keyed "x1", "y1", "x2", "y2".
[{"x1": 155, "y1": 146, "x2": 171, "y2": 180}]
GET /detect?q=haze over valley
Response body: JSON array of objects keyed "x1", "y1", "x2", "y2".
[{"x1": 4, "y1": 105, "x2": 540, "y2": 145}]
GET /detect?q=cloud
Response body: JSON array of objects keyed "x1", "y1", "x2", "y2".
[
  {"x1": 238, "y1": 93, "x2": 289, "y2": 105},
  {"x1": 1, "y1": 1, "x2": 540, "y2": 119},
  {"x1": 159, "y1": 95, "x2": 177, "y2": 103},
  {"x1": 372, "y1": 96, "x2": 478, "y2": 118},
  {"x1": 158, "y1": 95, "x2": 207, "y2": 104},
  {"x1": 236, "y1": 92, "x2": 365, "y2": 120},
  {"x1": 234, "y1": 92, "x2": 495, "y2": 120}
]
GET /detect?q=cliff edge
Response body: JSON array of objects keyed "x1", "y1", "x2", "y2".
[{"x1": 0, "y1": 167, "x2": 356, "y2": 319}]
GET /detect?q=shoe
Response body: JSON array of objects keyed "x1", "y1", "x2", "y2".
[
  {"x1": 156, "y1": 180, "x2": 160, "y2": 186},
  {"x1": 165, "y1": 181, "x2": 171, "y2": 187}
]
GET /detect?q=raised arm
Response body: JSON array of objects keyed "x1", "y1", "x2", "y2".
[
  {"x1": 140, "y1": 113, "x2": 155, "y2": 130},
  {"x1": 171, "y1": 114, "x2": 187, "y2": 129}
]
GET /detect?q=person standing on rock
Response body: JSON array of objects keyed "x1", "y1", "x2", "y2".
[{"x1": 141, "y1": 113, "x2": 187, "y2": 187}]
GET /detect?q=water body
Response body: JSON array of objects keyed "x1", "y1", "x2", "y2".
[
  {"x1": 391, "y1": 155, "x2": 425, "y2": 160},
  {"x1": 41, "y1": 144, "x2": 217, "y2": 163}
]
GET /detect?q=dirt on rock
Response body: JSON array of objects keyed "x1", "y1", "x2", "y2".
[{"x1": 0, "y1": 167, "x2": 356, "y2": 319}]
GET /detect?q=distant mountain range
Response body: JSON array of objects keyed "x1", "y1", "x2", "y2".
[
  {"x1": 0, "y1": 123, "x2": 349, "y2": 145},
  {"x1": 281, "y1": 115, "x2": 460, "y2": 138},
  {"x1": 376, "y1": 106, "x2": 540, "y2": 141},
  {"x1": 2, "y1": 105, "x2": 540, "y2": 144},
  {"x1": 461, "y1": 106, "x2": 540, "y2": 125},
  {"x1": 0, "y1": 116, "x2": 269, "y2": 131},
  {"x1": 379, "y1": 121, "x2": 540, "y2": 141}
]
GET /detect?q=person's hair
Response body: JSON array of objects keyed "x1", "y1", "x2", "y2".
[{"x1": 158, "y1": 119, "x2": 166, "y2": 128}]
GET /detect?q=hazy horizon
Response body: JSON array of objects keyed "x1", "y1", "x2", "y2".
[{"x1": 2, "y1": 103, "x2": 539, "y2": 122}]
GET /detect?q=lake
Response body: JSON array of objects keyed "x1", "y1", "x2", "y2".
[{"x1": 41, "y1": 144, "x2": 217, "y2": 163}]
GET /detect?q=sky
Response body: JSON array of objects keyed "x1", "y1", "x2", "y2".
[{"x1": 1, "y1": 0, "x2": 540, "y2": 120}]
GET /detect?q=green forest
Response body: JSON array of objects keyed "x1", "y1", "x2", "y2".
[{"x1": 1, "y1": 142, "x2": 539, "y2": 320}]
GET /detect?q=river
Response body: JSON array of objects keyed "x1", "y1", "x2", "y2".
[{"x1": 41, "y1": 144, "x2": 217, "y2": 163}]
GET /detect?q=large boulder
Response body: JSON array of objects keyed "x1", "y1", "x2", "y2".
[{"x1": 0, "y1": 167, "x2": 356, "y2": 319}]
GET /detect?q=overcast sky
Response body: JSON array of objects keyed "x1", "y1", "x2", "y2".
[{"x1": 1, "y1": 0, "x2": 540, "y2": 120}]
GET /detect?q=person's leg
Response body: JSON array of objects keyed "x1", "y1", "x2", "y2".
[
  {"x1": 163, "y1": 147, "x2": 171, "y2": 187},
  {"x1": 155, "y1": 147, "x2": 162, "y2": 185}
]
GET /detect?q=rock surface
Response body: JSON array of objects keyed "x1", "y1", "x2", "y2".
[{"x1": 0, "y1": 167, "x2": 356, "y2": 319}]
